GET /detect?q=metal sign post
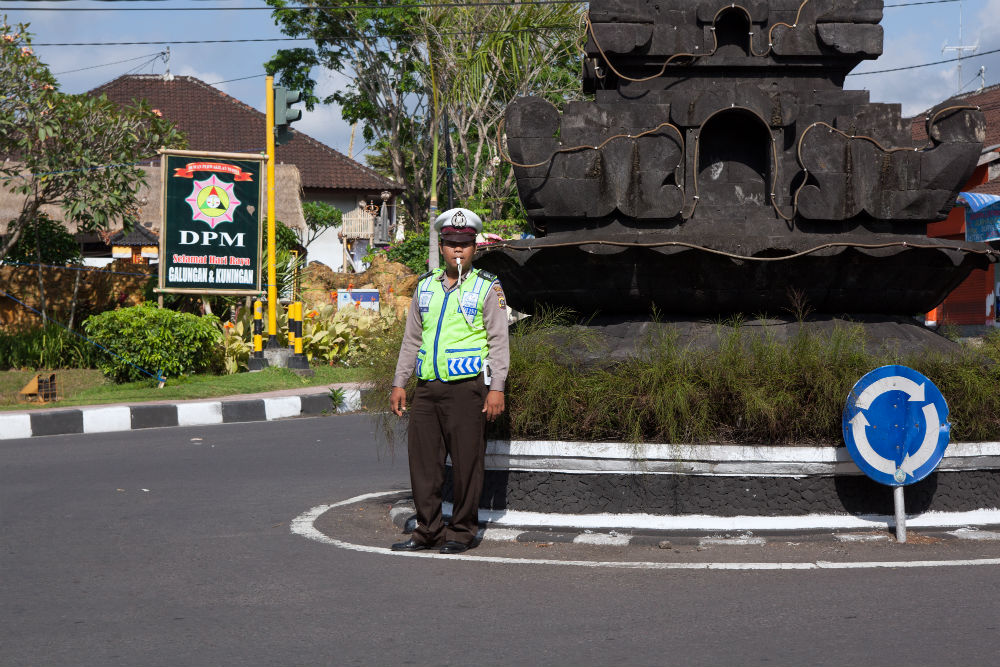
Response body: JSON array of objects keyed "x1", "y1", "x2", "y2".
[
  {"x1": 842, "y1": 365, "x2": 951, "y2": 543},
  {"x1": 894, "y1": 486, "x2": 907, "y2": 543}
]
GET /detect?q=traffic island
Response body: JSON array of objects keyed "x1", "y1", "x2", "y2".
[{"x1": 442, "y1": 441, "x2": 1000, "y2": 527}]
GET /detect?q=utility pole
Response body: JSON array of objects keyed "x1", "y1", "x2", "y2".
[
  {"x1": 263, "y1": 75, "x2": 303, "y2": 353},
  {"x1": 265, "y1": 76, "x2": 280, "y2": 348},
  {"x1": 443, "y1": 111, "x2": 455, "y2": 210}
]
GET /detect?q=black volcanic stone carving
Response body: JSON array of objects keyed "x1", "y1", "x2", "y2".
[
  {"x1": 479, "y1": 0, "x2": 997, "y2": 315},
  {"x1": 451, "y1": 468, "x2": 1000, "y2": 516}
]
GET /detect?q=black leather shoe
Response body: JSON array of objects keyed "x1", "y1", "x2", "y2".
[
  {"x1": 439, "y1": 540, "x2": 473, "y2": 555},
  {"x1": 391, "y1": 537, "x2": 433, "y2": 552}
]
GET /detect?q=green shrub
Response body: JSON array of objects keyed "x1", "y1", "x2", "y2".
[
  {"x1": 482, "y1": 218, "x2": 530, "y2": 238},
  {"x1": 4, "y1": 213, "x2": 82, "y2": 265},
  {"x1": 381, "y1": 223, "x2": 432, "y2": 275},
  {"x1": 0, "y1": 324, "x2": 102, "y2": 370},
  {"x1": 368, "y1": 313, "x2": 1000, "y2": 446},
  {"x1": 83, "y1": 304, "x2": 223, "y2": 383}
]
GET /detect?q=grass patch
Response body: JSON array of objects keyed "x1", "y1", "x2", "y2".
[
  {"x1": 0, "y1": 365, "x2": 368, "y2": 410},
  {"x1": 368, "y1": 313, "x2": 1000, "y2": 447}
]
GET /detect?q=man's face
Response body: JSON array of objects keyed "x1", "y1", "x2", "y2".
[{"x1": 440, "y1": 238, "x2": 476, "y2": 272}]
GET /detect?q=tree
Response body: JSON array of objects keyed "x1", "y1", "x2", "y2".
[
  {"x1": 300, "y1": 200, "x2": 343, "y2": 248},
  {"x1": 422, "y1": 3, "x2": 586, "y2": 219},
  {"x1": 0, "y1": 19, "x2": 185, "y2": 265},
  {"x1": 3, "y1": 213, "x2": 80, "y2": 265},
  {"x1": 264, "y1": 2, "x2": 585, "y2": 226},
  {"x1": 266, "y1": 0, "x2": 431, "y2": 225}
]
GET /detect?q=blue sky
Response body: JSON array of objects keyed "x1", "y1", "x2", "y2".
[{"x1": 6, "y1": 0, "x2": 1000, "y2": 162}]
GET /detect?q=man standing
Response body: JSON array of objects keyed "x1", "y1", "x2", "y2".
[{"x1": 389, "y1": 208, "x2": 510, "y2": 555}]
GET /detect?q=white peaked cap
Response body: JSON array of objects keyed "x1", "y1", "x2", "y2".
[{"x1": 433, "y1": 207, "x2": 483, "y2": 234}]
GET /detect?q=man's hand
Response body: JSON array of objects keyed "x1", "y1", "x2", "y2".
[
  {"x1": 390, "y1": 386, "x2": 407, "y2": 417},
  {"x1": 482, "y1": 390, "x2": 505, "y2": 422}
]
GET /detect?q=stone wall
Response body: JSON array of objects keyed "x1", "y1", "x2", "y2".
[
  {"x1": 0, "y1": 261, "x2": 153, "y2": 329},
  {"x1": 455, "y1": 469, "x2": 1000, "y2": 516},
  {"x1": 299, "y1": 255, "x2": 418, "y2": 319}
]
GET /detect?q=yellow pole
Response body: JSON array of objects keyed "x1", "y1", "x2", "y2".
[{"x1": 265, "y1": 76, "x2": 279, "y2": 347}]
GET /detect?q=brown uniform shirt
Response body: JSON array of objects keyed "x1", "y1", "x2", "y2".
[{"x1": 392, "y1": 269, "x2": 510, "y2": 391}]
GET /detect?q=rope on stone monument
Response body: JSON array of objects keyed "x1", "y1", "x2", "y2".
[
  {"x1": 583, "y1": 11, "x2": 705, "y2": 83},
  {"x1": 789, "y1": 105, "x2": 982, "y2": 219},
  {"x1": 494, "y1": 115, "x2": 684, "y2": 169},
  {"x1": 483, "y1": 239, "x2": 998, "y2": 262},
  {"x1": 496, "y1": 90, "x2": 979, "y2": 223},
  {"x1": 583, "y1": 0, "x2": 813, "y2": 84}
]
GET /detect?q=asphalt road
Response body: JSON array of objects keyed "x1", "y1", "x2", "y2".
[{"x1": 3, "y1": 414, "x2": 1000, "y2": 666}]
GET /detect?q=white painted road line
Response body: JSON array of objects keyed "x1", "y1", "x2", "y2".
[
  {"x1": 291, "y1": 491, "x2": 1000, "y2": 570},
  {"x1": 264, "y1": 396, "x2": 301, "y2": 421},
  {"x1": 574, "y1": 533, "x2": 632, "y2": 546},
  {"x1": 177, "y1": 402, "x2": 223, "y2": 426},
  {"x1": 82, "y1": 406, "x2": 132, "y2": 434},
  {"x1": 834, "y1": 533, "x2": 891, "y2": 543},
  {"x1": 481, "y1": 528, "x2": 524, "y2": 542},
  {"x1": 699, "y1": 536, "x2": 768, "y2": 547},
  {"x1": 949, "y1": 528, "x2": 1000, "y2": 541},
  {"x1": 0, "y1": 413, "x2": 32, "y2": 440}
]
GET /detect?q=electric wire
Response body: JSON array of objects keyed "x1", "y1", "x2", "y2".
[
  {"x1": 53, "y1": 50, "x2": 165, "y2": 75},
  {"x1": 31, "y1": 24, "x2": 576, "y2": 46},
  {"x1": 0, "y1": 287, "x2": 165, "y2": 383},
  {"x1": 0, "y1": 261, "x2": 156, "y2": 277},
  {"x1": 848, "y1": 46, "x2": 1000, "y2": 76},
  {"x1": 1, "y1": 0, "x2": 585, "y2": 9}
]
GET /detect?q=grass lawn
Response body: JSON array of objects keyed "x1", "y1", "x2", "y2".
[{"x1": 0, "y1": 365, "x2": 370, "y2": 411}]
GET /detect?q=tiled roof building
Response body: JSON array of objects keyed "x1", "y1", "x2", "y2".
[
  {"x1": 909, "y1": 84, "x2": 1000, "y2": 329},
  {"x1": 89, "y1": 74, "x2": 401, "y2": 198},
  {"x1": 89, "y1": 74, "x2": 400, "y2": 270}
]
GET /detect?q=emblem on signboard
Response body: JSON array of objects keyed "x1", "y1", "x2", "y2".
[{"x1": 184, "y1": 174, "x2": 241, "y2": 228}]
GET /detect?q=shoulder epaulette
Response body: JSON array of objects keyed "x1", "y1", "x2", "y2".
[
  {"x1": 476, "y1": 269, "x2": 498, "y2": 282},
  {"x1": 418, "y1": 269, "x2": 436, "y2": 280}
]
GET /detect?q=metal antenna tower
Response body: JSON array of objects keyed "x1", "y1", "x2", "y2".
[{"x1": 942, "y1": 0, "x2": 978, "y2": 94}]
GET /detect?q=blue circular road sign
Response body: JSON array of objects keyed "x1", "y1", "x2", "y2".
[{"x1": 842, "y1": 365, "x2": 951, "y2": 486}]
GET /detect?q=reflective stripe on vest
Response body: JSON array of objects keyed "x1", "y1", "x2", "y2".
[{"x1": 416, "y1": 268, "x2": 492, "y2": 382}]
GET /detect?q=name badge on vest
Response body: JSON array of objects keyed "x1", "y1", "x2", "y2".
[
  {"x1": 460, "y1": 291, "x2": 479, "y2": 325},
  {"x1": 419, "y1": 291, "x2": 432, "y2": 313}
]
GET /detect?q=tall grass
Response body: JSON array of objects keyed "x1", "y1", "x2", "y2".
[
  {"x1": 0, "y1": 324, "x2": 103, "y2": 370},
  {"x1": 367, "y1": 314, "x2": 1000, "y2": 446}
]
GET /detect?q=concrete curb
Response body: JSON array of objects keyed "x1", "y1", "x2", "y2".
[
  {"x1": 387, "y1": 500, "x2": 1000, "y2": 544},
  {"x1": 0, "y1": 388, "x2": 363, "y2": 440}
]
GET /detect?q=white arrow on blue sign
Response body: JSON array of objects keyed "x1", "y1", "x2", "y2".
[{"x1": 842, "y1": 365, "x2": 951, "y2": 486}]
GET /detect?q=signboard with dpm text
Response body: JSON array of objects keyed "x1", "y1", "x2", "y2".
[{"x1": 158, "y1": 150, "x2": 263, "y2": 295}]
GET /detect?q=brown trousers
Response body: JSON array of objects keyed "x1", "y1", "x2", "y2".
[{"x1": 407, "y1": 375, "x2": 487, "y2": 546}]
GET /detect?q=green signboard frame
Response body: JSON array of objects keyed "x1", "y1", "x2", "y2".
[{"x1": 157, "y1": 149, "x2": 264, "y2": 296}]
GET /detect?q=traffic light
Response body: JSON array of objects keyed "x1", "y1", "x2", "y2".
[{"x1": 273, "y1": 86, "x2": 303, "y2": 146}]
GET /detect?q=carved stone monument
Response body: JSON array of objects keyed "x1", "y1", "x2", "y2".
[{"x1": 478, "y1": 0, "x2": 995, "y2": 316}]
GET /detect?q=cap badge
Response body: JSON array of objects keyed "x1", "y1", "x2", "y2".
[{"x1": 451, "y1": 210, "x2": 467, "y2": 228}]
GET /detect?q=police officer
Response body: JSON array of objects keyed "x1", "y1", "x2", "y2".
[{"x1": 389, "y1": 208, "x2": 510, "y2": 555}]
